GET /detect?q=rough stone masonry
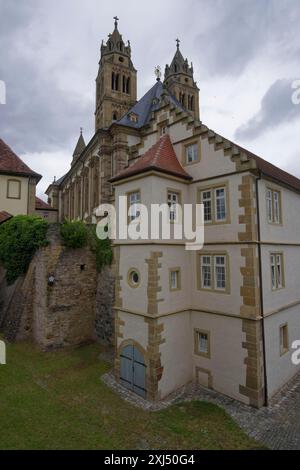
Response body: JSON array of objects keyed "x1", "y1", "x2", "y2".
[{"x1": 0, "y1": 224, "x2": 115, "y2": 349}]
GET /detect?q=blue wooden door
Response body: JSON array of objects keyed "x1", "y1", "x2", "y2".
[{"x1": 120, "y1": 345, "x2": 146, "y2": 398}]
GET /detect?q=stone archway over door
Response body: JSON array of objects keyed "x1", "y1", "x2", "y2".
[{"x1": 120, "y1": 344, "x2": 146, "y2": 398}]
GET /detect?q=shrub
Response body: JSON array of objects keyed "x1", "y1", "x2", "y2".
[
  {"x1": 60, "y1": 220, "x2": 88, "y2": 248},
  {"x1": 87, "y1": 226, "x2": 113, "y2": 272},
  {"x1": 60, "y1": 220, "x2": 113, "y2": 271},
  {"x1": 0, "y1": 215, "x2": 48, "y2": 285}
]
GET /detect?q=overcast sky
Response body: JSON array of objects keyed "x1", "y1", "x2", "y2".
[{"x1": 1, "y1": 0, "x2": 300, "y2": 198}]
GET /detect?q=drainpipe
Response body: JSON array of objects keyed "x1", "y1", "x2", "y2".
[{"x1": 255, "y1": 172, "x2": 269, "y2": 406}]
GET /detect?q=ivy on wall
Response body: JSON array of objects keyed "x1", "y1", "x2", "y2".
[
  {"x1": 0, "y1": 216, "x2": 49, "y2": 285},
  {"x1": 0, "y1": 218, "x2": 113, "y2": 285}
]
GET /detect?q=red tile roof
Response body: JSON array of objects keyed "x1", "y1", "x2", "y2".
[
  {"x1": 0, "y1": 211, "x2": 13, "y2": 225},
  {"x1": 110, "y1": 135, "x2": 192, "y2": 183},
  {"x1": 245, "y1": 148, "x2": 300, "y2": 193},
  {"x1": 35, "y1": 197, "x2": 56, "y2": 211},
  {"x1": 0, "y1": 138, "x2": 42, "y2": 181}
]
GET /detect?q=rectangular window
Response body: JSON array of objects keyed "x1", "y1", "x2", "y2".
[
  {"x1": 169, "y1": 268, "x2": 181, "y2": 291},
  {"x1": 199, "y1": 254, "x2": 228, "y2": 292},
  {"x1": 128, "y1": 191, "x2": 141, "y2": 222},
  {"x1": 200, "y1": 186, "x2": 227, "y2": 223},
  {"x1": 201, "y1": 256, "x2": 212, "y2": 289},
  {"x1": 194, "y1": 329, "x2": 210, "y2": 358},
  {"x1": 267, "y1": 189, "x2": 281, "y2": 224},
  {"x1": 186, "y1": 143, "x2": 198, "y2": 164},
  {"x1": 201, "y1": 191, "x2": 212, "y2": 222},
  {"x1": 215, "y1": 187, "x2": 226, "y2": 221},
  {"x1": 280, "y1": 324, "x2": 289, "y2": 356},
  {"x1": 267, "y1": 190, "x2": 273, "y2": 223},
  {"x1": 7, "y1": 179, "x2": 21, "y2": 199},
  {"x1": 271, "y1": 253, "x2": 284, "y2": 290},
  {"x1": 215, "y1": 256, "x2": 226, "y2": 290},
  {"x1": 167, "y1": 191, "x2": 180, "y2": 222}
]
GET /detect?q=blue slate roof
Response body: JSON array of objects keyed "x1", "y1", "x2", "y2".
[{"x1": 116, "y1": 80, "x2": 186, "y2": 129}]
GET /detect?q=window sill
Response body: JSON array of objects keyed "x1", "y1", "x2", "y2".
[{"x1": 280, "y1": 348, "x2": 289, "y2": 357}]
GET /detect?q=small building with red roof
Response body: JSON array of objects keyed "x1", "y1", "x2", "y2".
[{"x1": 0, "y1": 138, "x2": 42, "y2": 219}]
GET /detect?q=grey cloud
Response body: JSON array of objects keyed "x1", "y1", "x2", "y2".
[
  {"x1": 235, "y1": 78, "x2": 300, "y2": 140},
  {"x1": 0, "y1": 0, "x2": 94, "y2": 155},
  {"x1": 194, "y1": 0, "x2": 300, "y2": 77}
]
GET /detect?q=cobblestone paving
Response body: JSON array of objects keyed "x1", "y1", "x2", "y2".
[{"x1": 102, "y1": 371, "x2": 300, "y2": 450}]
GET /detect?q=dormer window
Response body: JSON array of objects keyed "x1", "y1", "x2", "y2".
[{"x1": 128, "y1": 112, "x2": 138, "y2": 123}]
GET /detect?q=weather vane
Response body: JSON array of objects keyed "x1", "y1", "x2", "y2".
[
  {"x1": 176, "y1": 38, "x2": 180, "y2": 49},
  {"x1": 154, "y1": 65, "x2": 162, "y2": 81}
]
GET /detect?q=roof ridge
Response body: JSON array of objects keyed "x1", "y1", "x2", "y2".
[{"x1": 110, "y1": 134, "x2": 192, "y2": 183}]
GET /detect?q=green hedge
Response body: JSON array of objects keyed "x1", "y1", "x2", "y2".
[
  {"x1": 0, "y1": 215, "x2": 48, "y2": 285},
  {"x1": 60, "y1": 220, "x2": 88, "y2": 248},
  {"x1": 60, "y1": 220, "x2": 113, "y2": 272}
]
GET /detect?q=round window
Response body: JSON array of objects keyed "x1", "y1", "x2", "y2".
[{"x1": 128, "y1": 269, "x2": 140, "y2": 288}]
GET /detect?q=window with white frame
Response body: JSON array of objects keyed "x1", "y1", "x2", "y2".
[
  {"x1": 215, "y1": 188, "x2": 226, "y2": 221},
  {"x1": 202, "y1": 191, "x2": 212, "y2": 222},
  {"x1": 128, "y1": 191, "x2": 141, "y2": 222},
  {"x1": 201, "y1": 256, "x2": 212, "y2": 289},
  {"x1": 271, "y1": 253, "x2": 284, "y2": 290},
  {"x1": 167, "y1": 191, "x2": 180, "y2": 222},
  {"x1": 215, "y1": 256, "x2": 226, "y2": 290},
  {"x1": 170, "y1": 268, "x2": 180, "y2": 291},
  {"x1": 194, "y1": 329, "x2": 210, "y2": 358},
  {"x1": 199, "y1": 254, "x2": 228, "y2": 292},
  {"x1": 185, "y1": 143, "x2": 198, "y2": 164},
  {"x1": 200, "y1": 186, "x2": 227, "y2": 223},
  {"x1": 266, "y1": 189, "x2": 281, "y2": 224}
]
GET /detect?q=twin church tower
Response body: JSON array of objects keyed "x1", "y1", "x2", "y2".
[{"x1": 95, "y1": 17, "x2": 200, "y2": 130}]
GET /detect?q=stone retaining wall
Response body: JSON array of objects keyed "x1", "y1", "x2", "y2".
[{"x1": 0, "y1": 224, "x2": 115, "y2": 348}]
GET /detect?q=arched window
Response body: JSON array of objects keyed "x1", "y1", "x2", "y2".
[
  {"x1": 119, "y1": 41, "x2": 124, "y2": 52},
  {"x1": 174, "y1": 63, "x2": 178, "y2": 73},
  {"x1": 123, "y1": 76, "x2": 126, "y2": 93},
  {"x1": 112, "y1": 112, "x2": 118, "y2": 121},
  {"x1": 187, "y1": 95, "x2": 191, "y2": 110},
  {"x1": 108, "y1": 41, "x2": 113, "y2": 51},
  {"x1": 116, "y1": 74, "x2": 119, "y2": 91},
  {"x1": 126, "y1": 77, "x2": 130, "y2": 94},
  {"x1": 181, "y1": 93, "x2": 186, "y2": 106}
]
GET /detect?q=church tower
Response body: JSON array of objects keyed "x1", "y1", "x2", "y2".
[
  {"x1": 164, "y1": 40, "x2": 200, "y2": 121},
  {"x1": 95, "y1": 17, "x2": 137, "y2": 130}
]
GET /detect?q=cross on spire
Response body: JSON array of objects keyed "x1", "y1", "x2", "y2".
[
  {"x1": 114, "y1": 16, "x2": 119, "y2": 29},
  {"x1": 80, "y1": 127, "x2": 83, "y2": 135},
  {"x1": 176, "y1": 38, "x2": 180, "y2": 49}
]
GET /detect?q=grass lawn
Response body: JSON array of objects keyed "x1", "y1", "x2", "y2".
[{"x1": 0, "y1": 339, "x2": 263, "y2": 450}]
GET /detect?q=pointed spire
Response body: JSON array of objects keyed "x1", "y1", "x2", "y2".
[
  {"x1": 113, "y1": 16, "x2": 119, "y2": 30},
  {"x1": 100, "y1": 16, "x2": 132, "y2": 58},
  {"x1": 72, "y1": 129, "x2": 86, "y2": 165},
  {"x1": 164, "y1": 40, "x2": 194, "y2": 80}
]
